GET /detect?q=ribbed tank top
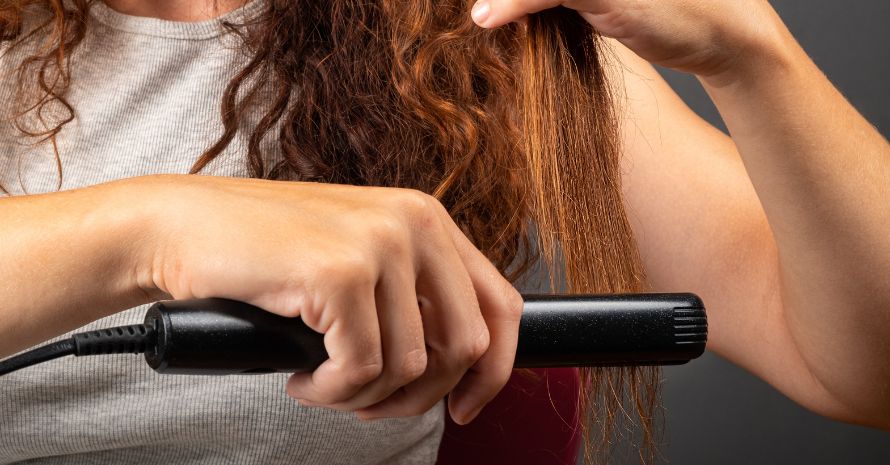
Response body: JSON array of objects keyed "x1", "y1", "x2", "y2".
[{"x1": 0, "y1": 2, "x2": 445, "y2": 463}]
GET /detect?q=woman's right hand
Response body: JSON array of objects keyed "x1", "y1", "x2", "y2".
[{"x1": 132, "y1": 174, "x2": 524, "y2": 425}]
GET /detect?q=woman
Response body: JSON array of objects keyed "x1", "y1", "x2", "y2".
[{"x1": 0, "y1": 0, "x2": 887, "y2": 464}]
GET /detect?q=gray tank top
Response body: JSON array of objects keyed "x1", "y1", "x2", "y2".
[{"x1": 0, "y1": 2, "x2": 445, "y2": 463}]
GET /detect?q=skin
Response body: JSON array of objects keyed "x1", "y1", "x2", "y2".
[
  {"x1": 1, "y1": 0, "x2": 888, "y2": 431},
  {"x1": 97, "y1": 0, "x2": 245, "y2": 21},
  {"x1": 472, "y1": 0, "x2": 890, "y2": 428}
]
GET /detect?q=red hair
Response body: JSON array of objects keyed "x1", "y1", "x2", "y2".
[{"x1": 1, "y1": 1, "x2": 659, "y2": 462}]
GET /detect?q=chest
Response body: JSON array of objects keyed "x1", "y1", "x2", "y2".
[{"x1": 0, "y1": 26, "x2": 271, "y2": 196}]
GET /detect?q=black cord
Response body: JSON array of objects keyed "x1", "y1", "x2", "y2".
[
  {"x1": 0, "y1": 339, "x2": 76, "y2": 376},
  {"x1": 0, "y1": 324, "x2": 155, "y2": 377}
]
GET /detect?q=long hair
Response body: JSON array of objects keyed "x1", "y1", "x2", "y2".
[{"x1": 0, "y1": 1, "x2": 659, "y2": 462}]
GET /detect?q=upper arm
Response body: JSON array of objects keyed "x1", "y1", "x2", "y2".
[{"x1": 603, "y1": 38, "x2": 855, "y2": 423}]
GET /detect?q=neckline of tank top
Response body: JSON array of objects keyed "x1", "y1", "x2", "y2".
[{"x1": 87, "y1": 0, "x2": 265, "y2": 41}]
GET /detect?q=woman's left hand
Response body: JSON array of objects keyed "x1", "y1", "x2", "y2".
[
  {"x1": 469, "y1": 0, "x2": 890, "y2": 431},
  {"x1": 468, "y1": 0, "x2": 783, "y2": 80}
]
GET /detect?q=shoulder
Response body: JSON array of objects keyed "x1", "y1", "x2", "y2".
[{"x1": 1, "y1": 3, "x2": 53, "y2": 71}]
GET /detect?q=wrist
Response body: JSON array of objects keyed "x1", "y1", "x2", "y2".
[
  {"x1": 101, "y1": 174, "x2": 181, "y2": 304},
  {"x1": 699, "y1": 3, "x2": 800, "y2": 90}
]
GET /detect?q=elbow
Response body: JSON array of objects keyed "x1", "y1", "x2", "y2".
[{"x1": 795, "y1": 355, "x2": 890, "y2": 432}]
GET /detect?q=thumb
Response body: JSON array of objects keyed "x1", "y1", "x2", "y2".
[{"x1": 470, "y1": 0, "x2": 564, "y2": 28}]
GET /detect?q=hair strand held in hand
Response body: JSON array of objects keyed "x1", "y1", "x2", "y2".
[
  {"x1": 522, "y1": 8, "x2": 658, "y2": 464},
  {"x1": 1, "y1": 1, "x2": 660, "y2": 462}
]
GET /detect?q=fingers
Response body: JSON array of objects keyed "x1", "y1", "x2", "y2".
[
  {"x1": 356, "y1": 211, "x2": 491, "y2": 422},
  {"x1": 289, "y1": 191, "x2": 521, "y2": 426},
  {"x1": 445, "y1": 269, "x2": 522, "y2": 424},
  {"x1": 286, "y1": 284, "x2": 383, "y2": 404},
  {"x1": 349, "y1": 348, "x2": 458, "y2": 421},
  {"x1": 307, "y1": 258, "x2": 428, "y2": 412},
  {"x1": 427, "y1": 200, "x2": 524, "y2": 424},
  {"x1": 471, "y1": 0, "x2": 564, "y2": 28}
]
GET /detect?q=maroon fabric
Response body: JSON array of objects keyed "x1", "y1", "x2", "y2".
[{"x1": 436, "y1": 368, "x2": 581, "y2": 465}]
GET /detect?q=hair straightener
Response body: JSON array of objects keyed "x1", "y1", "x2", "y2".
[{"x1": 0, "y1": 293, "x2": 707, "y2": 376}]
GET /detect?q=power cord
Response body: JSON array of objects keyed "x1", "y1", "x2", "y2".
[{"x1": 0, "y1": 324, "x2": 155, "y2": 376}]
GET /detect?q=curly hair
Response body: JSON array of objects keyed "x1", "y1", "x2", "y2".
[{"x1": 0, "y1": 0, "x2": 658, "y2": 462}]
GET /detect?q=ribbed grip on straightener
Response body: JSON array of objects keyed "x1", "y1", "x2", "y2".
[
  {"x1": 673, "y1": 307, "x2": 708, "y2": 346},
  {"x1": 73, "y1": 324, "x2": 156, "y2": 356}
]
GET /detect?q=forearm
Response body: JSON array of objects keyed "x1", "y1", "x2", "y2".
[
  {"x1": 699, "y1": 7, "x2": 890, "y2": 424},
  {"x1": 0, "y1": 177, "x2": 160, "y2": 358},
  {"x1": 480, "y1": 0, "x2": 890, "y2": 427}
]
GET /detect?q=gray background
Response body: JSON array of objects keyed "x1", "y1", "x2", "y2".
[{"x1": 653, "y1": 1, "x2": 889, "y2": 464}]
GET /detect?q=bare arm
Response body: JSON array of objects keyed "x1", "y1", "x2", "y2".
[
  {"x1": 475, "y1": 0, "x2": 890, "y2": 428},
  {"x1": 0, "y1": 179, "x2": 155, "y2": 357},
  {"x1": 0, "y1": 174, "x2": 523, "y2": 425},
  {"x1": 609, "y1": 41, "x2": 890, "y2": 429},
  {"x1": 696, "y1": 9, "x2": 890, "y2": 427}
]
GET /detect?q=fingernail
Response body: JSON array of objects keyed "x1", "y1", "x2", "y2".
[
  {"x1": 356, "y1": 411, "x2": 387, "y2": 422},
  {"x1": 471, "y1": 1, "x2": 491, "y2": 26},
  {"x1": 457, "y1": 406, "x2": 482, "y2": 425},
  {"x1": 296, "y1": 398, "x2": 319, "y2": 408},
  {"x1": 451, "y1": 398, "x2": 481, "y2": 425}
]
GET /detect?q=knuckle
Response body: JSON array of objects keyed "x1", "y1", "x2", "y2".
[
  {"x1": 368, "y1": 213, "x2": 411, "y2": 258},
  {"x1": 505, "y1": 286, "x2": 524, "y2": 320},
  {"x1": 367, "y1": 209, "x2": 404, "y2": 239},
  {"x1": 345, "y1": 357, "x2": 384, "y2": 387},
  {"x1": 324, "y1": 250, "x2": 376, "y2": 288},
  {"x1": 396, "y1": 189, "x2": 433, "y2": 215},
  {"x1": 472, "y1": 327, "x2": 491, "y2": 360},
  {"x1": 395, "y1": 348, "x2": 428, "y2": 384},
  {"x1": 461, "y1": 327, "x2": 490, "y2": 366},
  {"x1": 313, "y1": 254, "x2": 343, "y2": 277},
  {"x1": 397, "y1": 190, "x2": 439, "y2": 233}
]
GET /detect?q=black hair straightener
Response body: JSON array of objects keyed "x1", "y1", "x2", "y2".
[{"x1": 0, "y1": 293, "x2": 707, "y2": 376}]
